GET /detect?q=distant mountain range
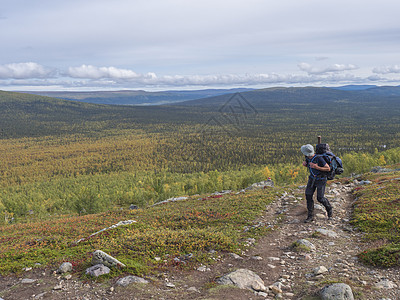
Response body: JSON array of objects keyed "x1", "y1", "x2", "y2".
[
  {"x1": 19, "y1": 85, "x2": 400, "y2": 106},
  {"x1": 173, "y1": 85, "x2": 400, "y2": 111},
  {"x1": 21, "y1": 88, "x2": 254, "y2": 106}
]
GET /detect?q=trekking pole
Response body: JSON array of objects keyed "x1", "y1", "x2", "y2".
[{"x1": 317, "y1": 136, "x2": 321, "y2": 144}]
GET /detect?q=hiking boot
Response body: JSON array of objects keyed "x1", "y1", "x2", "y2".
[
  {"x1": 304, "y1": 215, "x2": 314, "y2": 223},
  {"x1": 326, "y1": 206, "x2": 333, "y2": 219}
]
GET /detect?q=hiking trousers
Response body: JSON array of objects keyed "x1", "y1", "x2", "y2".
[{"x1": 305, "y1": 176, "x2": 332, "y2": 217}]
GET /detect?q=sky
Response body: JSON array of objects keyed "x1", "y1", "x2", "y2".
[{"x1": 1, "y1": 0, "x2": 400, "y2": 91}]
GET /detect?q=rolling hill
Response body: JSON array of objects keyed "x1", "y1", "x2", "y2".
[{"x1": 22, "y1": 88, "x2": 254, "y2": 106}]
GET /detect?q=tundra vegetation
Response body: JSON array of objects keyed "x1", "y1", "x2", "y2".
[{"x1": 0, "y1": 88, "x2": 399, "y2": 274}]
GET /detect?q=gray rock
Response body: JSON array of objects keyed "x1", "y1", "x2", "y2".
[
  {"x1": 53, "y1": 283, "x2": 63, "y2": 290},
  {"x1": 313, "y1": 266, "x2": 329, "y2": 275},
  {"x1": 129, "y1": 204, "x2": 138, "y2": 210},
  {"x1": 92, "y1": 250, "x2": 126, "y2": 268},
  {"x1": 257, "y1": 291, "x2": 269, "y2": 297},
  {"x1": 152, "y1": 196, "x2": 188, "y2": 206},
  {"x1": 33, "y1": 292, "x2": 47, "y2": 299},
  {"x1": 187, "y1": 286, "x2": 200, "y2": 293},
  {"x1": 58, "y1": 262, "x2": 73, "y2": 273},
  {"x1": 85, "y1": 264, "x2": 110, "y2": 277},
  {"x1": 217, "y1": 268, "x2": 266, "y2": 292},
  {"x1": 116, "y1": 275, "x2": 149, "y2": 287},
  {"x1": 230, "y1": 253, "x2": 243, "y2": 259},
  {"x1": 197, "y1": 265, "x2": 211, "y2": 272},
  {"x1": 293, "y1": 239, "x2": 316, "y2": 251},
  {"x1": 355, "y1": 180, "x2": 372, "y2": 185},
  {"x1": 371, "y1": 166, "x2": 394, "y2": 173},
  {"x1": 375, "y1": 279, "x2": 397, "y2": 289},
  {"x1": 315, "y1": 228, "x2": 338, "y2": 238},
  {"x1": 320, "y1": 283, "x2": 354, "y2": 300},
  {"x1": 21, "y1": 278, "x2": 36, "y2": 284},
  {"x1": 245, "y1": 180, "x2": 274, "y2": 190}
]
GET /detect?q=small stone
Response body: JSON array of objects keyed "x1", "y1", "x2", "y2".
[
  {"x1": 21, "y1": 278, "x2": 36, "y2": 284},
  {"x1": 116, "y1": 275, "x2": 149, "y2": 287},
  {"x1": 313, "y1": 266, "x2": 329, "y2": 275},
  {"x1": 34, "y1": 292, "x2": 47, "y2": 299},
  {"x1": 315, "y1": 228, "x2": 338, "y2": 238},
  {"x1": 293, "y1": 239, "x2": 316, "y2": 252},
  {"x1": 58, "y1": 262, "x2": 73, "y2": 273},
  {"x1": 375, "y1": 279, "x2": 397, "y2": 289},
  {"x1": 251, "y1": 256, "x2": 263, "y2": 261},
  {"x1": 197, "y1": 265, "x2": 210, "y2": 272},
  {"x1": 285, "y1": 292, "x2": 295, "y2": 297},
  {"x1": 154, "y1": 257, "x2": 161, "y2": 261},
  {"x1": 270, "y1": 285, "x2": 283, "y2": 294},
  {"x1": 252, "y1": 281, "x2": 266, "y2": 292},
  {"x1": 53, "y1": 284, "x2": 63, "y2": 290},
  {"x1": 267, "y1": 264, "x2": 276, "y2": 269},
  {"x1": 166, "y1": 282, "x2": 176, "y2": 288},
  {"x1": 257, "y1": 291, "x2": 269, "y2": 297},
  {"x1": 230, "y1": 253, "x2": 243, "y2": 259},
  {"x1": 85, "y1": 264, "x2": 110, "y2": 277},
  {"x1": 187, "y1": 286, "x2": 200, "y2": 293},
  {"x1": 64, "y1": 274, "x2": 72, "y2": 280},
  {"x1": 268, "y1": 257, "x2": 280, "y2": 261}
]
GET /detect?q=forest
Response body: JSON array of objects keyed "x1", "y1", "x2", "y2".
[{"x1": 0, "y1": 87, "x2": 400, "y2": 222}]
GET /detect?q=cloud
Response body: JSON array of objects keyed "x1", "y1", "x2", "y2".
[
  {"x1": 0, "y1": 62, "x2": 54, "y2": 79},
  {"x1": 372, "y1": 65, "x2": 400, "y2": 74},
  {"x1": 1, "y1": 62, "x2": 399, "y2": 91},
  {"x1": 298, "y1": 63, "x2": 358, "y2": 75}
]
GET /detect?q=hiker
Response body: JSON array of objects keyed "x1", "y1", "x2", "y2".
[{"x1": 301, "y1": 144, "x2": 333, "y2": 223}]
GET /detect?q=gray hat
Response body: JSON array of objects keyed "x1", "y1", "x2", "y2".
[{"x1": 301, "y1": 144, "x2": 315, "y2": 156}]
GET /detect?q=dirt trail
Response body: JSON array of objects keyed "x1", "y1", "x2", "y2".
[{"x1": 1, "y1": 182, "x2": 399, "y2": 299}]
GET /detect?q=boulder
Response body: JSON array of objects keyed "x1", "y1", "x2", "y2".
[
  {"x1": 116, "y1": 275, "x2": 149, "y2": 287},
  {"x1": 320, "y1": 283, "x2": 354, "y2": 300},
  {"x1": 217, "y1": 268, "x2": 266, "y2": 292},
  {"x1": 85, "y1": 264, "x2": 110, "y2": 277},
  {"x1": 92, "y1": 250, "x2": 126, "y2": 268}
]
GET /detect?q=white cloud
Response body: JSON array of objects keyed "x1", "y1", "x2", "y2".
[
  {"x1": 298, "y1": 63, "x2": 358, "y2": 75},
  {"x1": 0, "y1": 62, "x2": 53, "y2": 79},
  {"x1": 68, "y1": 65, "x2": 141, "y2": 79},
  {"x1": 372, "y1": 65, "x2": 400, "y2": 74}
]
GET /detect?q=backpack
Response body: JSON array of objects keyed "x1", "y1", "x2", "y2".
[{"x1": 315, "y1": 143, "x2": 344, "y2": 180}]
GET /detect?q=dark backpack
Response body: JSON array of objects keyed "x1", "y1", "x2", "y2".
[{"x1": 315, "y1": 144, "x2": 344, "y2": 180}]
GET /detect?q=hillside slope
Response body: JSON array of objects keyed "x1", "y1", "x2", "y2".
[{"x1": 1, "y1": 170, "x2": 399, "y2": 299}]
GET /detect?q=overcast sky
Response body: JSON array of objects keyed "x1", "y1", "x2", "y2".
[{"x1": 1, "y1": 0, "x2": 400, "y2": 91}]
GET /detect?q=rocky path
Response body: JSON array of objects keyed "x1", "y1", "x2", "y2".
[
  {"x1": 1, "y1": 181, "x2": 400, "y2": 299},
  {"x1": 154, "y1": 181, "x2": 400, "y2": 299}
]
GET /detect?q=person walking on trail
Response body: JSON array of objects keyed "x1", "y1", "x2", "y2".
[{"x1": 301, "y1": 144, "x2": 333, "y2": 223}]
